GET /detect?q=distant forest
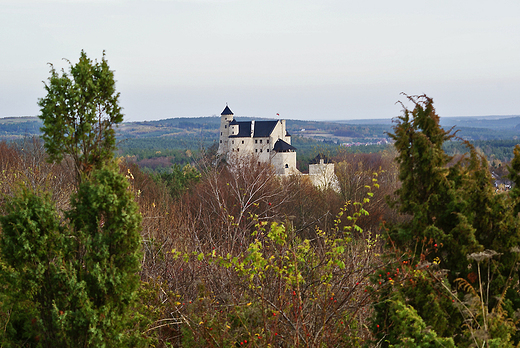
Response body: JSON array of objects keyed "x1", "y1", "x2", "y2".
[{"x1": 1, "y1": 115, "x2": 519, "y2": 171}]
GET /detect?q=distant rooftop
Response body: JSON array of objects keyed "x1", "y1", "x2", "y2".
[
  {"x1": 229, "y1": 120, "x2": 279, "y2": 138},
  {"x1": 221, "y1": 106, "x2": 233, "y2": 116},
  {"x1": 273, "y1": 139, "x2": 296, "y2": 152}
]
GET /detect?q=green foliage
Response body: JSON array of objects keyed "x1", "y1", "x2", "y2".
[
  {"x1": 387, "y1": 299, "x2": 456, "y2": 348},
  {"x1": 0, "y1": 188, "x2": 67, "y2": 346},
  {"x1": 0, "y1": 169, "x2": 145, "y2": 347},
  {"x1": 38, "y1": 51, "x2": 123, "y2": 181},
  {"x1": 0, "y1": 49, "x2": 148, "y2": 347},
  {"x1": 170, "y1": 182, "x2": 380, "y2": 347},
  {"x1": 371, "y1": 255, "x2": 461, "y2": 345},
  {"x1": 63, "y1": 168, "x2": 144, "y2": 346},
  {"x1": 387, "y1": 95, "x2": 479, "y2": 275},
  {"x1": 388, "y1": 94, "x2": 454, "y2": 222},
  {"x1": 376, "y1": 95, "x2": 520, "y2": 347},
  {"x1": 152, "y1": 163, "x2": 201, "y2": 198},
  {"x1": 507, "y1": 145, "x2": 520, "y2": 215}
]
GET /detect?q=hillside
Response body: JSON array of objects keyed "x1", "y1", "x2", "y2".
[
  {"x1": 2, "y1": 115, "x2": 520, "y2": 167},
  {"x1": 3, "y1": 115, "x2": 520, "y2": 142}
]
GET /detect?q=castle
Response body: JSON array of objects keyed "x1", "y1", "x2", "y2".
[
  {"x1": 217, "y1": 105, "x2": 299, "y2": 175},
  {"x1": 217, "y1": 105, "x2": 338, "y2": 190}
]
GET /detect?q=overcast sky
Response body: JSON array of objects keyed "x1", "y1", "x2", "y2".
[{"x1": 1, "y1": 0, "x2": 519, "y2": 122}]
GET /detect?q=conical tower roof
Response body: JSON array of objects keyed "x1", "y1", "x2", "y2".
[
  {"x1": 221, "y1": 105, "x2": 233, "y2": 116},
  {"x1": 273, "y1": 139, "x2": 297, "y2": 152}
]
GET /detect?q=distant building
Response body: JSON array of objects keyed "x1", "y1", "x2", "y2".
[
  {"x1": 216, "y1": 105, "x2": 338, "y2": 189},
  {"x1": 217, "y1": 105, "x2": 299, "y2": 175},
  {"x1": 308, "y1": 154, "x2": 340, "y2": 191}
]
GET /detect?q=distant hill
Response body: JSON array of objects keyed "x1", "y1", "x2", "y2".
[
  {"x1": 440, "y1": 115, "x2": 520, "y2": 130},
  {"x1": 1, "y1": 114, "x2": 519, "y2": 143},
  {"x1": 1, "y1": 114, "x2": 519, "y2": 168},
  {"x1": 337, "y1": 115, "x2": 520, "y2": 140},
  {"x1": 0, "y1": 116, "x2": 42, "y2": 139},
  {"x1": 340, "y1": 115, "x2": 520, "y2": 129}
]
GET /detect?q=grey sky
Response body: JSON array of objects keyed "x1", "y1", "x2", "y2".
[{"x1": 1, "y1": 0, "x2": 519, "y2": 121}]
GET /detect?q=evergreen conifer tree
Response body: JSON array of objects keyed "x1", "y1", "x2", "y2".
[
  {"x1": 375, "y1": 95, "x2": 520, "y2": 347},
  {"x1": 0, "y1": 170, "x2": 144, "y2": 347},
  {"x1": 0, "y1": 189, "x2": 68, "y2": 346},
  {"x1": 38, "y1": 50, "x2": 123, "y2": 183},
  {"x1": 0, "y1": 51, "x2": 145, "y2": 347}
]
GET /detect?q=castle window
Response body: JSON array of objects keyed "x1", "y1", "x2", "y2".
[
  {"x1": 267, "y1": 149, "x2": 269, "y2": 152},
  {"x1": 255, "y1": 139, "x2": 258, "y2": 144},
  {"x1": 237, "y1": 148, "x2": 239, "y2": 152},
  {"x1": 220, "y1": 140, "x2": 222, "y2": 143},
  {"x1": 260, "y1": 149, "x2": 263, "y2": 153},
  {"x1": 267, "y1": 140, "x2": 269, "y2": 144},
  {"x1": 285, "y1": 164, "x2": 289, "y2": 168},
  {"x1": 242, "y1": 140, "x2": 244, "y2": 144},
  {"x1": 220, "y1": 132, "x2": 222, "y2": 135},
  {"x1": 255, "y1": 149, "x2": 258, "y2": 153},
  {"x1": 232, "y1": 140, "x2": 234, "y2": 144},
  {"x1": 225, "y1": 125, "x2": 227, "y2": 128},
  {"x1": 260, "y1": 139, "x2": 262, "y2": 144}
]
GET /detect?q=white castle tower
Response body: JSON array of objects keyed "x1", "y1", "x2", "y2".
[{"x1": 217, "y1": 105, "x2": 234, "y2": 156}]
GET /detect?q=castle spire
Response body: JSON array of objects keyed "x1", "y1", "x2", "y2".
[{"x1": 221, "y1": 105, "x2": 233, "y2": 116}]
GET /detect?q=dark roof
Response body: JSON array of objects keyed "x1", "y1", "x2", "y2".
[
  {"x1": 229, "y1": 121, "x2": 251, "y2": 137},
  {"x1": 254, "y1": 121, "x2": 278, "y2": 137},
  {"x1": 221, "y1": 106, "x2": 233, "y2": 116},
  {"x1": 273, "y1": 139, "x2": 296, "y2": 152},
  {"x1": 228, "y1": 120, "x2": 279, "y2": 138},
  {"x1": 310, "y1": 153, "x2": 332, "y2": 164}
]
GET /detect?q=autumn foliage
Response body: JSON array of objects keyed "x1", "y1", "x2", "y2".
[{"x1": 3, "y1": 54, "x2": 520, "y2": 348}]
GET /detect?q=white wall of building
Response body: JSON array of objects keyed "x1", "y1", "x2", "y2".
[{"x1": 308, "y1": 160, "x2": 339, "y2": 191}]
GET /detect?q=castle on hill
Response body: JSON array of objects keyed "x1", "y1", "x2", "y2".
[
  {"x1": 216, "y1": 105, "x2": 338, "y2": 189},
  {"x1": 217, "y1": 105, "x2": 299, "y2": 175}
]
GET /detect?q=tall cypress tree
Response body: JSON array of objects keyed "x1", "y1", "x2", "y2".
[
  {"x1": 0, "y1": 51, "x2": 145, "y2": 347},
  {"x1": 38, "y1": 51, "x2": 123, "y2": 183},
  {"x1": 387, "y1": 95, "x2": 481, "y2": 273},
  {"x1": 375, "y1": 95, "x2": 520, "y2": 347}
]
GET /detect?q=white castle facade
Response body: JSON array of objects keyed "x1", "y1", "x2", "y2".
[
  {"x1": 217, "y1": 105, "x2": 299, "y2": 175},
  {"x1": 217, "y1": 105, "x2": 339, "y2": 189}
]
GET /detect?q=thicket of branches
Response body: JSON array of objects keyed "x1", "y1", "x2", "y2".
[
  {"x1": 125, "y1": 150, "x2": 396, "y2": 346},
  {"x1": 0, "y1": 134, "x2": 399, "y2": 346}
]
